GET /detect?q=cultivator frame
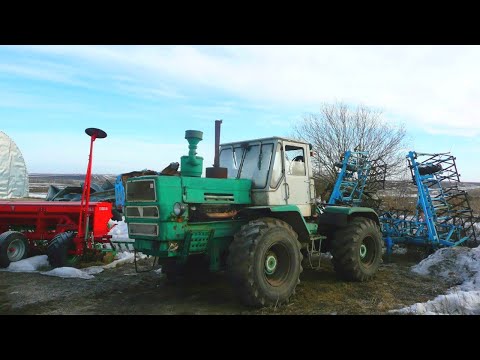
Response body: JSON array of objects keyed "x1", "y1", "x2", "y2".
[
  {"x1": 328, "y1": 150, "x2": 386, "y2": 207},
  {"x1": 328, "y1": 150, "x2": 371, "y2": 206},
  {"x1": 381, "y1": 151, "x2": 478, "y2": 254}
]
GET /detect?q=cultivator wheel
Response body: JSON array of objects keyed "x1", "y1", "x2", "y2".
[
  {"x1": 47, "y1": 231, "x2": 76, "y2": 268},
  {"x1": 0, "y1": 231, "x2": 29, "y2": 268},
  {"x1": 227, "y1": 217, "x2": 303, "y2": 307},
  {"x1": 331, "y1": 217, "x2": 383, "y2": 281}
]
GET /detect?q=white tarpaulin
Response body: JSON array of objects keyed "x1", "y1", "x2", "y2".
[{"x1": 0, "y1": 131, "x2": 29, "y2": 199}]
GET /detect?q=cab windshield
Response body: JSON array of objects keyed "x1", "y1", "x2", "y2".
[{"x1": 219, "y1": 143, "x2": 274, "y2": 189}]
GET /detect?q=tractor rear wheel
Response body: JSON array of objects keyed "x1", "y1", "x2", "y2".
[
  {"x1": 47, "y1": 232, "x2": 75, "y2": 268},
  {"x1": 331, "y1": 217, "x2": 383, "y2": 281},
  {"x1": 0, "y1": 231, "x2": 29, "y2": 268},
  {"x1": 227, "y1": 218, "x2": 303, "y2": 307}
]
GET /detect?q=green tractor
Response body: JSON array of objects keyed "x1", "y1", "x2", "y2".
[{"x1": 125, "y1": 121, "x2": 383, "y2": 307}]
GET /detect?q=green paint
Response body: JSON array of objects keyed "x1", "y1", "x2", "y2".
[
  {"x1": 265, "y1": 253, "x2": 277, "y2": 275},
  {"x1": 181, "y1": 130, "x2": 204, "y2": 177},
  {"x1": 181, "y1": 176, "x2": 251, "y2": 204},
  {"x1": 324, "y1": 206, "x2": 378, "y2": 216},
  {"x1": 306, "y1": 222, "x2": 318, "y2": 234},
  {"x1": 125, "y1": 173, "x2": 250, "y2": 268},
  {"x1": 360, "y1": 244, "x2": 367, "y2": 258}
]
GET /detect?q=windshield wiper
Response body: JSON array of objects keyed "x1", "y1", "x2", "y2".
[
  {"x1": 236, "y1": 144, "x2": 249, "y2": 179},
  {"x1": 232, "y1": 147, "x2": 238, "y2": 169},
  {"x1": 258, "y1": 143, "x2": 263, "y2": 170}
]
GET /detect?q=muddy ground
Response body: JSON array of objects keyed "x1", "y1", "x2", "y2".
[{"x1": 0, "y1": 250, "x2": 452, "y2": 315}]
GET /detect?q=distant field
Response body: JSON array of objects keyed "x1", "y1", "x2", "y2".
[
  {"x1": 378, "y1": 181, "x2": 480, "y2": 215},
  {"x1": 28, "y1": 173, "x2": 117, "y2": 198}
]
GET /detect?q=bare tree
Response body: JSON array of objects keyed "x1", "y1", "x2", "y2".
[{"x1": 292, "y1": 102, "x2": 407, "y2": 200}]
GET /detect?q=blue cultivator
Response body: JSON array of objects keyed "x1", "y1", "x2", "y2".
[
  {"x1": 328, "y1": 150, "x2": 386, "y2": 207},
  {"x1": 381, "y1": 151, "x2": 478, "y2": 255},
  {"x1": 328, "y1": 150, "x2": 372, "y2": 206}
]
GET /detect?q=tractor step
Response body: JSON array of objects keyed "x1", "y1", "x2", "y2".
[{"x1": 306, "y1": 235, "x2": 326, "y2": 270}]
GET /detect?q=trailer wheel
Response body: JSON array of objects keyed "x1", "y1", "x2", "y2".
[
  {"x1": 47, "y1": 232, "x2": 75, "y2": 268},
  {"x1": 331, "y1": 217, "x2": 383, "y2": 281},
  {"x1": 0, "y1": 231, "x2": 29, "y2": 268},
  {"x1": 227, "y1": 217, "x2": 303, "y2": 307}
]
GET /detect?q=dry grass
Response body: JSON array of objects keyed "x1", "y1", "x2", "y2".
[
  {"x1": 467, "y1": 189, "x2": 480, "y2": 214},
  {"x1": 255, "y1": 253, "x2": 449, "y2": 315},
  {"x1": 380, "y1": 196, "x2": 416, "y2": 213}
]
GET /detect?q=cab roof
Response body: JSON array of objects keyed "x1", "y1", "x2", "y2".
[{"x1": 220, "y1": 136, "x2": 309, "y2": 147}]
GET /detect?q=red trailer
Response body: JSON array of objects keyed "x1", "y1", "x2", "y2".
[
  {"x1": 0, "y1": 201, "x2": 113, "y2": 267},
  {"x1": 0, "y1": 127, "x2": 113, "y2": 268}
]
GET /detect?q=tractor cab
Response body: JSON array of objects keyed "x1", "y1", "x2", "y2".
[{"x1": 219, "y1": 137, "x2": 316, "y2": 217}]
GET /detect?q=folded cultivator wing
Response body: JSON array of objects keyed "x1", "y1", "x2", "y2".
[
  {"x1": 381, "y1": 151, "x2": 478, "y2": 254},
  {"x1": 328, "y1": 150, "x2": 386, "y2": 208}
]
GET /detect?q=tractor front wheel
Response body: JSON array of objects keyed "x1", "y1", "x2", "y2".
[
  {"x1": 227, "y1": 218, "x2": 303, "y2": 307},
  {"x1": 47, "y1": 232, "x2": 75, "y2": 268},
  {"x1": 0, "y1": 231, "x2": 29, "y2": 268},
  {"x1": 331, "y1": 217, "x2": 383, "y2": 281}
]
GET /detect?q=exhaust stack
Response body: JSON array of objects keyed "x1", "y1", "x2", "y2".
[{"x1": 206, "y1": 120, "x2": 228, "y2": 179}]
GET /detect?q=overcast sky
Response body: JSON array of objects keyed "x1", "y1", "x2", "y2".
[{"x1": 1, "y1": 45, "x2": 479, "y2": 181}]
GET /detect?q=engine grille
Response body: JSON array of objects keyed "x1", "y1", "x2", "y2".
[
  {"x1": 128, "y1": 223, "x2": 158, "y2": 237},
  {"x1": 126, "y1": 206, "x2": 159, "y2": 218}
]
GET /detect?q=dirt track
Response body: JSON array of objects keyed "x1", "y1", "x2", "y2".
[{"x1": 0, "y1": 253, "x2": 450, "y2": 315}]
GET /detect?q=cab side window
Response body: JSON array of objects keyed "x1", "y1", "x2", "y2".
[{"x1": 285, "y1": 145, "x2": 305, "y2": 176}]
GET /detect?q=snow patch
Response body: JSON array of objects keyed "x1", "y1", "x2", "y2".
[
  {"x1": 392, "y1": 246, "x2": 480, "y2": 315},
  {"x1": 392, "y1": 245, "x2": 408, "y2": 255},
  {"x1": 83, "y1": 266, "x2": 105, "y2": 275},
  {"x1": 103, "y1": 251, "x2": 147, "y2": 269},
  {"x1": 41, "y1": 267, "x2": 95, "y2": 280},
  {"x1": 0, "y1": 255, "x2": 49, "y2": 272},
  {"x1": 474, "y1": 223, "x2": 480, "y2": 234},
  {"x1": 321, "y1": 252, "x2": 333, "y2": 260},
  {"x1": 411, "y1": 246, "x2": 480, "y2": 289},
  {"x1": 394, "y1": 291, "x2": 480, "y2": 315}
]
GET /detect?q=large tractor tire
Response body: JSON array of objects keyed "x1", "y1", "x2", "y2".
[
  {"x1": 331, "y1": 217, "x2": 383, "y2": 281},
  {"x1": 227, "y1": 218, "x2": 303, "y2": 307},
  {"x1": 47, "y1": 231, "x2": 75, "y2": 268},
  {"x1": 0, "y1": 231, "x2": 29, "y2": 268}
]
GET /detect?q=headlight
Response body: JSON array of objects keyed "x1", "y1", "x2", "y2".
[{"x1": 173, "y1": 202, "x2": 186, "y2": 216}]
